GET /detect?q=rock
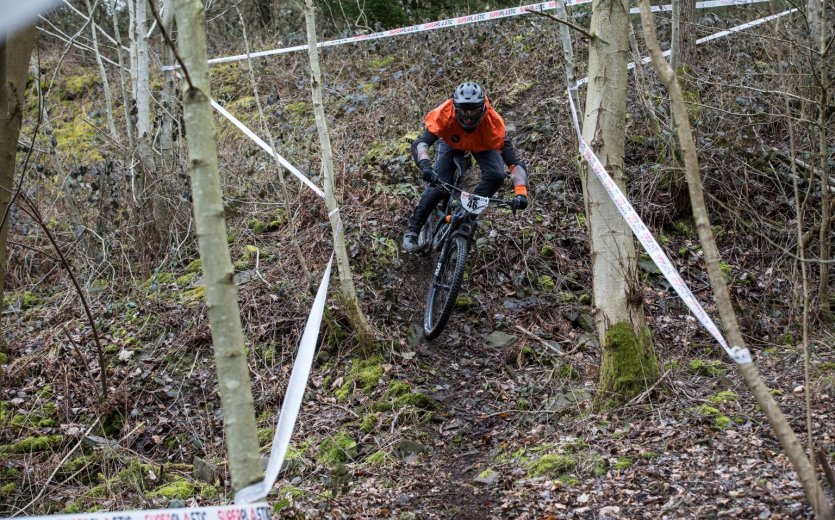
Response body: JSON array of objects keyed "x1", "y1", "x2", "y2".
[
  {"x1": 486, "y1": 331, "x2": 516, "y2": 348},
  {"x1": 193, "y1": 456, "x2": 218, "y2": 484},
  {"x1": 577, "y1": 313, "x2": 595, "y2": 332},
  {"x1": 474, "y1": 468, "x2": 501, "y2": 486}
]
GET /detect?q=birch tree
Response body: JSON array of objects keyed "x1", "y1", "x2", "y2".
[
  {"x1": 639, "y1": 2, "x2": 833, "y2": 515},
  {"x1": 0, "y1": 25, "x2": 36, "y2": 320},
  {"x1": 173, "y1": 0, "x2": 262, "y2": 493},
  {"x1": 580, "y1": 0, "x2": 659, "y2": 408},
  {"x1": 85, "y1": 0, "x2": 118, "y2": 140},
  {"x1": 303, "y1": 0, "x2": 376, "y2": 349}
]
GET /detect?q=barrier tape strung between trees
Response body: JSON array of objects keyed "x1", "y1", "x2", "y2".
[
  {"x1": 15, "y1": 503, "x2": 271, "y2": 520},
  {"x1": 209, "y1": 100, "x2": 325, "y2": 198},
  {"x1": 234, "y1": 255, "x2": 334, "y2": 504},
  {"x1": 565, "y1": 89, "x2": 752, "y2": 365},
  {"x1": 576, "y1": 7, "x2": 798, "y2": 86},
  {"x1": 174, "y1": 0, "x2": 772, "y2": 70}
]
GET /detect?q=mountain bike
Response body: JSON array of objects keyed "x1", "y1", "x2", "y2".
[{"x1": 416, "y1": 152, "x2": 518, "y2": 340}]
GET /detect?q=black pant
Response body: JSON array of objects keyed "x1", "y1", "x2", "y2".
[{"x1": 407, "y1": 140, "x2": 505, "y2": 233}]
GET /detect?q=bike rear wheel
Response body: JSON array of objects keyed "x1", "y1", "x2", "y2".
[{"x1": 423, "y1": 234, "x2": 469, "y2": 339}]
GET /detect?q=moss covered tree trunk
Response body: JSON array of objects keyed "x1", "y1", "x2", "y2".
[
  {"x1": 0, "y1": 26, "x2": 36, "y2": 326},
  {"x1": 173, "y1": 0, "x2": 262, "y2": 493},
  {"x1": 580, "y1": 0, "x2": 659, "y2": 409},
  {"x1": 303, "y1": 0, "x2": 376, "y2": 350}
]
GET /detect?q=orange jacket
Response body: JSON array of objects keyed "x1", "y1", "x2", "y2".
[{"x1": 424, "y1": 98, "x2": 505, "y2": 152}]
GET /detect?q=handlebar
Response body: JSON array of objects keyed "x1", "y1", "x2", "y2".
[{"x1": 432, "y1": 178, "x2": 517, "y2": 211}]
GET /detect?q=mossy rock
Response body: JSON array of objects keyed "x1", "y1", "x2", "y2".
[
  {"x1": 185, "y1": 259, "x2": 203, "y2": 273},
  {"x1": 317, "y1": 431, "x2": 357, "y2": 465},
  {"x1": 352, "y1": 355, "x2": 384, "y2": 392},
  {"x1": 394, "y1": 392, "x2": 435, "y2": 410},
  {"x1": 527, "y1": 454, "x2": 576, "y2": 477},
  {"x1": 689, "y1": 359, "x2": 727, "y2": 377},
  {"x1": 0, "y1": 435, "x2": 63, "y2": 454}
]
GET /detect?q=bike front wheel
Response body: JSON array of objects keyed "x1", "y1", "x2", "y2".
[{"x1": 423, "y1": 234, "x2": 469, "y2": 339}]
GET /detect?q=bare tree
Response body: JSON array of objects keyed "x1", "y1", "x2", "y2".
[
  {"x1": 580, "y1": 0, "x2": 659, "y2": 409},
  {"x1": 0, "y1": 25, "x2": 36, "y2": 320},
  {"x1": 303, "y1": 0, "x2": 376, "y2": 350},
  {"x1": 639, "y1": 1, "x2": 833, "y2": 516},
  {"x1": 173, "y1": 0, "x2": 262, "y2": 493}
]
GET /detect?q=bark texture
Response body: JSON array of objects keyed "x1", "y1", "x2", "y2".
[
  {"x1": 0, "y1": 26, "x2": 36, "y2": 314},
  {"x1": 580, "y1": 0, "x2": 658, "y2": 408},
  {"x1": 173, "y1": 0, "x2": 262, "y2": 494}
]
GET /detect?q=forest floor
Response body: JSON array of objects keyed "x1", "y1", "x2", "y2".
[{"x1": 2, "y1": 3, "x2": 834, "y2": 519}]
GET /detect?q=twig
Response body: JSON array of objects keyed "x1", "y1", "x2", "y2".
[
  {"x1": 525, "y1": 8, "x2": 599, "y2": 42},
  {"x1": 513, "y1": 325, "x2": 564, "y2": 355},
  {"x1": 17, "y1": 193, "x2": 108, "y2": 400}
]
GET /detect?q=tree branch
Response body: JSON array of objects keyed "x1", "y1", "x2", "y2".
[{"x1": 525, "y1": 8, "x2": 600, "y2": 43}]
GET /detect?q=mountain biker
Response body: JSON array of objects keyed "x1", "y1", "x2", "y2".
[{"x1": 401, "y1": 81, "x2": 529, "y2": 252}]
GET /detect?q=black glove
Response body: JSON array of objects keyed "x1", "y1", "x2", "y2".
[
  {"x1": 419, "y1": 159, "x2": 436, "y2": 184},
  {"x1": 512, "y1": 195, "x2": 528, "y2": 211}
]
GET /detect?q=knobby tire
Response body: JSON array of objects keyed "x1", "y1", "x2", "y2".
[{"x1": 423, "y1": 234, "x2": 469, "y2": 339}]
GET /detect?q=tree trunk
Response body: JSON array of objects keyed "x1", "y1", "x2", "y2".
[
  {"x1": 581, "y1": 0, "x2": 659, "y2": 410},
  {"x1": 303, "y1": 0, "x2": 376, "y2": 350},
  {"x1": 160, "y1": 0, "x2": 177, "y2": 171},
  {"x1": 111, "y1": 0, "x2": 134, "y2": 148},
  {"x1": 670, "y1": 0, "x2": 695, "y2": 71},
  {"x1": 173, "y1": 0, "x2": 262, "y2": 494},
  {"x1": 639, "y1": 2, "x2": 833, "y2": 516},
  {"x1": 85, "y1": 0, "x2": 118, "y2": 140},
  {"x1": 0, "y1": 26, "x2": 36, "y2": 315}
]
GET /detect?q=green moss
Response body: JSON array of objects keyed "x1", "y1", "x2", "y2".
[
  {"x1": 528, "y1": 454, "x2": 577, "y2": 477},
  {"x1": 714, "y1": 415, "x2": 732, "y2": 429},
  {"x1": 595, "y1": 323, "x2": 659, "y2": 411},
  {"x1": 180, "y1": 285, "x2": 206, "y2": 306},
  {"x1": 317, "y1": 431, "x2": 357, "y2": 465},
  {"x1": 558, "y1": 363, "x2": 580, "y2": 380},
  {"x1": 0, "y1": 481, "x2": 17, "y2": 496},
  {"x1": 538, "y1": 275, "x2": 555, "y2": 292},
  {"x1": 0, "y1": 435, "x2": 63, "y2": 454},
  {"x1": 385, "y1": 380, "x2": 411, "y2": 398},
  {"x1": 362, "y1": 452, "x2": 388, "y2": 471},
  {"x1": 59, "y1": 73, "x2": 98, "y2": 100},
  {"x1": 614, "y1": 456, "x2": 634, "y2": 470},
  {"x1": 540, "y1": 244, "x2": 555, "y2": 257},
  {"x1": 709, "y1": 390, "x2": 738, "y2": 405},
  {"x1": 370, "y1": 55, "x2": 397, "y2": 69},
  {"x1": 53, "y1": 116, "x2": 103, "y2": 162},
  {"x1": 149, "y1": 479, "x2": 195, "y2": 499},
  {"x1": 352, "y1": 355, "x2": 383, "y2": 392},
  {"x1": 185, "y1": 259, "x2": 203, "y2": 273},
  {"x1": 673, "y1": 221, "x2": 692, "y2": 236},
  {"x1": 454, "y1": 295, "x2": 474, "y2": 308},
  {"x1": 0, "y1": 353, "x2": 7, "y2": 364},
  {"x1": 360, "y1": 413, "x2": 377, "y2": 433},
  {"x1": 394, "y1": 392, "x2": 435, "y2": 410},
  {"x1": 689, "y1": 359, "x2": 727, "y2": 377},
  {"x1": 61, "y1": 501, "x2": 83, "y2": 514},
  {"x1": 694, "y1": 404, "x2": 720, "y2": 416},
  {"x1": 176, "y1": 273, "x2": 197, "y2": 286},
  {"x1": 578, "y1": 293, "x2": 592, "y2": 305},
  {"x1": 274, "y1": 485, "x2": 308, "y2": 511}
]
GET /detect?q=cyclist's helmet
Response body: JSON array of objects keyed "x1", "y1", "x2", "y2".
[{"x1": 452, "y1": 81, "x2": 486, "y2": 131}]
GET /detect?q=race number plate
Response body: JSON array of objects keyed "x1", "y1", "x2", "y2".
[{"x1": 459, "y1": 191, "x2": 490, "y2": 214}]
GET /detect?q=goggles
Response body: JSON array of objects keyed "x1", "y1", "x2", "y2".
[{"x1": 456, "y1": 106, "x2": 484, "y2": 119}]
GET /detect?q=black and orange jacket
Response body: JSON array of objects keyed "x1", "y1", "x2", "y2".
[{"x1": 411, "y1": 97, "x2": 528, "y2": 196}]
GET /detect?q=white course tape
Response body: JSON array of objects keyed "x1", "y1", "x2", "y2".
[
  {"x1": 235, "y1": 254, "x2": 334, "y2": 504},
  {"x1": 16, "y1": 503, "x2": 271, "y2": 520},
  {"x1": 576, "y1": 6, "x2": 796, "y2": 87},
  {"x1": 566, "y1": 88, "x2": 751, "y2": 365},
  {"x1": 188, "y1": 0, "x2": 771, "y2": 70},
  {"x1": 210, "y1": 100, "x2": 325, "y2": 198}
]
